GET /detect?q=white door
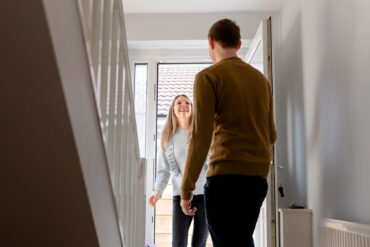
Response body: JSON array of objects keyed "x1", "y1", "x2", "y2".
[{"x1": 245, "y1": 18, "x2": 277, "y2": 247}]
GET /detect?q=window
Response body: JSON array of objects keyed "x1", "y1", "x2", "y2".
[{"x1": 134, "y1": 64, "x2": 148, "y2": 157}]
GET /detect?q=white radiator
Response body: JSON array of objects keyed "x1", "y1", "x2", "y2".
[{"x1": 319, "y1": 218, "x2": 370, "y2": 247}]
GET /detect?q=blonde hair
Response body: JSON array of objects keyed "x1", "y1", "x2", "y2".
[{"x1": 160, "y1": 95, "x2": 193, "y2": 152}]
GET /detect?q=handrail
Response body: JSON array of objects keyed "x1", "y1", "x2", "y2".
[{"x1": 76, "y1": 0, "x2": 145, "y2": 246}]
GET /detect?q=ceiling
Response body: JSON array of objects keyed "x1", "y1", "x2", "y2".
[{"x1": 122, "y1": 0, "x2": 284, "y2": 14}]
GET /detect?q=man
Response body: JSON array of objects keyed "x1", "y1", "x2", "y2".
[{"x1": 180, "y1": 19, "x2": 277, "y2": 246}]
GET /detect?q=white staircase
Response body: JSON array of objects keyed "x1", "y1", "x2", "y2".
[
  {"x1": 0, "y1": 0, "x2": 145, "y2": 246},
  {"x1": 73, "y1": 0, "x2": 147, "y2": 245}
]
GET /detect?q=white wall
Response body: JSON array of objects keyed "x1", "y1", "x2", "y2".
[
  {"x1": 125, "y1": 12, "x2": 274, "y2": 41},
  {"x1": 128, "y1": 44, "x2": 248, "y2": 62},
  {"x1": 276, "y1": 0, "x2": 370, "y2": 246},
  {"x1": 273, "y1": 0, "x2": 307, "y2": 210}
]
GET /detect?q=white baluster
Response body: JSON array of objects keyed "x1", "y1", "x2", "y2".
[
  {"x1": 107, "y1": 8, "x2": 120, "y2": 175},
  {"x1": 99, "y1": 0, "x2": 113, "y2": 138},
  {"x1": 90, "y1": 0, "x2": 104, "y2": 106}
]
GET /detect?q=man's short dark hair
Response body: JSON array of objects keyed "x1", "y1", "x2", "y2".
[{"x1": 208, "y1": 19, "x2": 241, "y2": 48}]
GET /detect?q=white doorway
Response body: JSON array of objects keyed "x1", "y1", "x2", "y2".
[
  {"x1": 130, "y1": 18, "x2": 277, "y2": 243},
  {"x1": 154, "y1": 63, "x2": 212, "y2": 247}
]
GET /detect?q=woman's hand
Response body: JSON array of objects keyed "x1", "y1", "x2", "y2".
[{"x1": 148, "y1": 191, "x2": 161, "y2": 207}]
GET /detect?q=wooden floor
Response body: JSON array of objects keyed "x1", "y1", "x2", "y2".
[{"x1": 155, "y1": 184, "x2": 213, "y2": 247}]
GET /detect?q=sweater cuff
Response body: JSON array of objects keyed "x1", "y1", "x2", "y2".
[{"x1": 181, "y1": 190, "x2": 193, "y2": 200}]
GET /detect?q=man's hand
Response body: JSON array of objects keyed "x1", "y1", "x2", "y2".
[{"x1": 180, "y1": 195, "x2": 197, "y2": 216}]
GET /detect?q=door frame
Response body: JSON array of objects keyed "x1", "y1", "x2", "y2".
[
  {"x1": 245, "y1": 17, "x2": 279, "y2": 247},
  {"x1": 129, "y1": 17, "x2": 280, "y2": 242},
  {"x1": 130, "y1": 56, "x2": 212, "y2": 244}
]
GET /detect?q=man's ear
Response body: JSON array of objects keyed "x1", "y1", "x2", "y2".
[
  {"x1": 236, "y1": 40, "x2": 242, "y2": 50},
  {"x1": 208, "y1": 37, "x2": 215, "y2": 49}
]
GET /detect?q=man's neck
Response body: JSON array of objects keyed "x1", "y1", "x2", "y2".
[{"x1": 214, "y1": 49, "x2": 238, "y2": 63}]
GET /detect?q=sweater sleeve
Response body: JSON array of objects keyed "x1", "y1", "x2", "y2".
[
  {"x1": 154, "y1": 150, "x2": 171, "y2": 195},
  {"x1": 181, "y1": 72, "x2": 216, "y2": 200}
]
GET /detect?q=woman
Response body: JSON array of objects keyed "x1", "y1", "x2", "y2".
[{"x1": 149, "y1": 95, "x2": 209, "y2": 247}]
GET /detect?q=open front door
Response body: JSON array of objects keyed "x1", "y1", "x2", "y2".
[{"x1": 245, "y1": 18, "x2": 277, "y2": 247}]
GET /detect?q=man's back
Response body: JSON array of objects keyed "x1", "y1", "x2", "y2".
[
  {"x1": 181, "y1": 18, "x2": 277, "y2": 247},
  {"x1": 191, "y1": 56, "x2": 276, "y2": 178}
]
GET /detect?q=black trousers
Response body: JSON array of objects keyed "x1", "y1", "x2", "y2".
[
  {"x1": 172, "y1": 195, "x2": 209, "y2": 247},
  {"x1": 204, "y1": 175, "x2": 268, "y2": 247}
]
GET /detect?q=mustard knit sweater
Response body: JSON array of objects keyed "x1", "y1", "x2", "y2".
[{"x1": 181, "y1": 56, "x2": 277, "y2": 200}]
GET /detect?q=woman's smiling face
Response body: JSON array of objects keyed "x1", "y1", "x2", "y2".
[{"x1": 173, "y1": 96, "x2": 192, "y2": 119}]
